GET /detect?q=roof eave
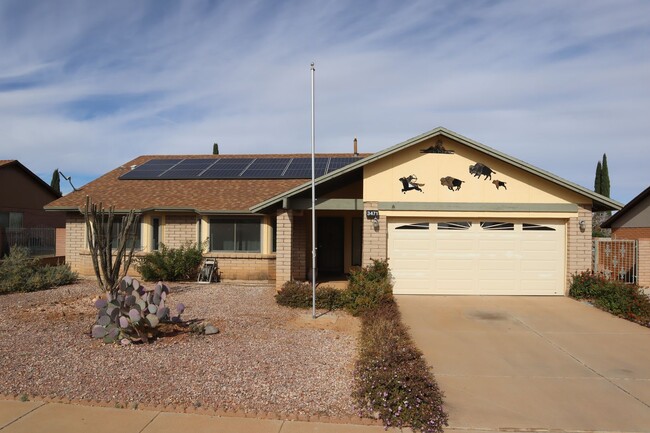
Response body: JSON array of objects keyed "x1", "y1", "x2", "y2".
[
  {"x1": 601, "y1": 185, "x2": 650, "y2": 228},
  {"x1": 250, "y1": 127, "x2": 623, "y2": 212}
]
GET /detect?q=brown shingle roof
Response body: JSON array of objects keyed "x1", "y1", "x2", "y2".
[{"x1": 46, "y1": 154, "x2": 366, "y2": 213}]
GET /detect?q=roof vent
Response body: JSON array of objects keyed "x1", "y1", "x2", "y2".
[{"x1": 130, "y1": 165, "x2": 137, "y2": 170}]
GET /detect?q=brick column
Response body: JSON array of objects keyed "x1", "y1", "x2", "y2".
[
  {"x1": 638, "y1": 239, "x2": 650, "y2": 288},
  {"x1": 566, "y1": 205, "x2": 593, "y2": 292},
  {"x1": 66, "y1": 213, "x2": 86, "y2": 274},
  {"x1": 362, "y1": 202, "x2": 387, "y2": 267},
  {"x1": 276, "y1": 209, "x2": 293, "y2": 289},
  {"x1": 291, "y1": 214, "x2": 307, "y2": 280}
]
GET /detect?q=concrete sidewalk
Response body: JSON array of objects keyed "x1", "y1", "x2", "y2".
[{"x1": 0, "y1": 399, "x2": 399, "y2": 433}]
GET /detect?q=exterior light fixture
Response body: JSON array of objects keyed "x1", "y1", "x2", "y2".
[
  {"x1": 579, "y1": 220, "x2": 586, "y2": 232},
  {"x1": 372, "y1": 216, "x2": 380, "y2": 230}
]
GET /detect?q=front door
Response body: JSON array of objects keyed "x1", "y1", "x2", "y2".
[{"x1": 317, "y1": 217, "x2": 344, "y2": 275}]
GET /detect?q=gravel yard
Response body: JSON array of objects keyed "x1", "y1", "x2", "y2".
[{"x1": 0, "y1": 281, "x2": 359, "y2": 417}]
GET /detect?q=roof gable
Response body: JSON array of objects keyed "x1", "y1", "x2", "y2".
[
  {"x1": 602, "y1": 186, "x2": 650, "y2": 228},
  {"x1": 250, "y1": 127, "x2": 622, "y2": 212},
  {"x1": 0, "y1": 160, "x2": 61, "y2": 199}
]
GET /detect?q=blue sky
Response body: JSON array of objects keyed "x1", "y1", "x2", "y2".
[{"x1": 1, "y1": 0, "x2": 648, "y2": 202}]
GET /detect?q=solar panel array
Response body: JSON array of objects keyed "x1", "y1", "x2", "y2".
[{"x1": 120, "y1": 157, "x2": 362, "y2": 180}]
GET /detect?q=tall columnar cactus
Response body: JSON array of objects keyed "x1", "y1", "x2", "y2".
[{"x1": 91, "y1": 277, "x2": 184, "y2": 344}]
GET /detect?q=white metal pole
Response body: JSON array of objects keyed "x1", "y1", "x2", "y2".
[{"x1": 310, "y1": 62, "x2": 317, "y2": 319}]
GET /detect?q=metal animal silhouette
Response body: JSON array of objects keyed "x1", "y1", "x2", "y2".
[
  {"x1": 440, "y1": 176, "x2": 464, "y2": 191},
  {"x1": 492, "y1": 180, "x2": 507, "y2": 190},
  {"x1": 469, "y1": 163, "x2": 496, "y2": 180},
  {"x1": 399, "y1": 175, "x2": 425, "y2": 193},
  {"x1": 420, "y1": 140, "x2": 454, "y2": 154}
]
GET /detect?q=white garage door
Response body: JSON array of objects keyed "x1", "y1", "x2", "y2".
[{"x1": 388, "y1": 219, "x2": 566, "y2": 295}]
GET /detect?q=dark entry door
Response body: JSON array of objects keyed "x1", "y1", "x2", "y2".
[{"x1": 317, "y1": 217, "x2": 344, "y2": 274}]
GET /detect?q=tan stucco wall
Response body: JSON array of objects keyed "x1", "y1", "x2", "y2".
[
  {"x1": 360, "y1": 136, "x2": 595, "y2": 295},
  {"x1": 364, "y1": 137, "x2": 586, "y2": 205}
]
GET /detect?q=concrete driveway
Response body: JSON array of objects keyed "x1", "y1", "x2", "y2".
[{"x1": 396, "y1": 296, "x2": 650, "y2": 433}]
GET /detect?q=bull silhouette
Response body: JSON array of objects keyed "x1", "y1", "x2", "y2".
[{"x1": 469, "y1": 163, "x2": 496, "y2": 180}]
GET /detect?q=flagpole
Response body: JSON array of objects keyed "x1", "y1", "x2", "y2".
[{"x1": 310, "y1": 62, "x2": 317, "y2": 319}]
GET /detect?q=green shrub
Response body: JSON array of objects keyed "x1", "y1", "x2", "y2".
[
  {"x1": 594, "y1": 283, "x2": 650, "y2": 325},
  {"x1": 344, "y1": 259, "x2": 393, "y2": 316},
  {"x1": 569, "y1": 270, "x2": 650, "y2": 327},
  {"x1": 354, "y1": 300, "x2": 448, "y2": 433},
  {"x1": 569, "y1": 270, "x2": 609, "y2": 299},
  {"x1": 275, "y1": 280, "x2": 346, "y2": 311},
  {"x1": 0, "y1": 246, "x2": 77, "y2": 294},
  {"x1": 135, "y1": 242, "x2": 203, "y2": 281}
]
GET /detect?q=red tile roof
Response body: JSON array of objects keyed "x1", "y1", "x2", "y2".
[{"x1": 46, "y1": 154, "x2": 365, "y2": 213}]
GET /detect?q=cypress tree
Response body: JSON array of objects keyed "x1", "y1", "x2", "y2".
[
  {"x1": 600, "y1": 153, "x2": 610, "y2": 198},
  {"x1": 594, "y1": 161, "x2": 602, "y2": 194},
  {"x1": 50, "y1": 169, "x2": 61, "y2": 195},
  {"x1": 212, "y1": 143, "x2": 219, "y2": 155}
]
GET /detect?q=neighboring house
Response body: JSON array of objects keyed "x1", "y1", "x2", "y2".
[
  {"x1": 602, "y1": 186, "x2": 650, "y2": 287},
  {"x1": 45, "y1": 127, "x2": 620, "y2": 295},
  {"x1": 0, "y1": 160, "x2": 65, "y2": 257}
]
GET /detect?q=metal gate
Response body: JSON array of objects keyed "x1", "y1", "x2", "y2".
[{"x1": 593, "y1": 239, "x2": 638, "y2": 284}]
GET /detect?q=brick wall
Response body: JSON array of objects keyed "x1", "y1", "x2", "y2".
[
  {"x1": 611, "y1": 227, "x2": 650, "y2": 240},
  {"x1": 65, "y1": 213, "x2": 87, "y2": 274},
  {"x1": 210, "y1": 253, "x2": 275, "y2": 281},
  {"x1": 566, "y1": 205, "x2": 593, "y2": 292},
  {"x1": 291, "y1": 214, "x2": 307, "y2": 280},
  {"x1": 164, "y1": 215, "x2": 197, "y2": 248},
  {"x1": 55, "y1": 227, "x2": 66, "y2": 257},
  {"x1": 362, "y1": 202, "x2": 387, "y2": 266},
  {"x1": 275, "y1": 209, "x2": 293, "y2": 289}
]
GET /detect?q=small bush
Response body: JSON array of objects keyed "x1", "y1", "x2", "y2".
[
  {"x1": 0, "y1": 246, "x2": 77, "y2": 294},
  {"x1": 569, "y1": 271, "x2": 650, "y2": 327},
  {"x1": 344, "y1": 259, "x2": 393, "y2": 316},
  {"x1": 594, "y1": 283, "x2": 650, "y2": 325},
  {"x1": 275, "y1": 280, "x2": 346, "y2": 311},
  {"x1": 569, "y1": 270, "x2": 609, "y2": 299},
  {"x1": 354, "y1": 300, "x2": 448, "y2": 432},
  {"x1": 136, "y1": 242, "x2": 203, "y2": 281}
]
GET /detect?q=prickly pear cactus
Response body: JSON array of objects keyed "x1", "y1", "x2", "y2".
[{"x1": 91, "y1": 278, "x2": 184, "y2": 344}]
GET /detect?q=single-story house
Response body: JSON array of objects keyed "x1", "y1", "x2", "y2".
[
  {"x1": 0, "y1": 160, "x2": 65, "y2": 257},
  {"x1": 602, "y1": 186, "x2": 650, "y2": 287},
  {"x1": 45, "y1": 127, "x2": 620, "y2": 295}
]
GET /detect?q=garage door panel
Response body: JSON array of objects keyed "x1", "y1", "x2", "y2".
[
  {"x1": 389, "y1": 219, "x2": 566, "y2": 296},
  {"x1": 436, "y1": 259, "x2": 475, "y2": 271}
]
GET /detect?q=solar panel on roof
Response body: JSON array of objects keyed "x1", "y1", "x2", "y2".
[
  {"x1": 119, "y1": 159, "x2": 183, "y2": 179},
  {"x1": 327, "y1": 157, "x2": 361, "y2": 173},
  {"x1": 201, "y1": 158, "x2": 254, "y2": 178},
  {"x1": 119, "y1": 156, "x2": 362, "y2": 180},
  {"x1": 240, "y1": 158, "x2": 291, "y2": 179}
]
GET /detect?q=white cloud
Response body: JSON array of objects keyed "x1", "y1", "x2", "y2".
[{"x1": 0, "y1": 0, "x2": 648, "y2": 201}]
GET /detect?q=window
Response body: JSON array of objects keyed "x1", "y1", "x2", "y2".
[
  {"x1": 210, "y1": 217, "x2": 261, "y2": 252},
  {"x1": 0, "y1": 212, "x2": 23, "y2": 229},
  {"x1": 523, "y1": 223, "x2": 556, "y2": 231},
  {"x1": 152, "y1": 218, "x2": 161, "y2": 250},
  {"x1": 437, "y1": 222, "x2": 471, "y2": 230},
  {"x1": 480, "y1": 221, "x2": 514, "y2": 231},
  {"x1": 110, "y1": 220, "x2": 142, "y2": 250},
  {"x1": 396, "y1": 222, "x2": 430, "y2": 230}
]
